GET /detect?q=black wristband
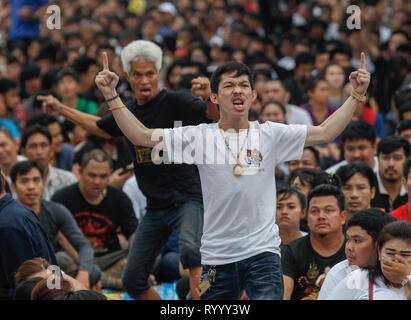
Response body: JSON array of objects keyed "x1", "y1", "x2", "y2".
[{"x1": 106, "y1": 94, "x2": 119, "y2": 102}]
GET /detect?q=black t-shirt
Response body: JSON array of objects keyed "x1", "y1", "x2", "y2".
[
  {"x1": 51, "y1": 184, "x2": 138, "y2": 257},
  {"x1": 281, "y1": 235, "x2": 347, "y2": 300},
  {"x1": 96, "y1": 89, "x2": 209, "y2": 210}
]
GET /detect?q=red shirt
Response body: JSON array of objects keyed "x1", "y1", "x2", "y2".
[{"x1": 390, "y1": 203, "x2": 411, "y2": 223}]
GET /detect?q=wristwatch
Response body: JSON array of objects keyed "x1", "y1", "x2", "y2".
[{"x1": 401, "y1": 274, "x2": 411, "y2": 287}]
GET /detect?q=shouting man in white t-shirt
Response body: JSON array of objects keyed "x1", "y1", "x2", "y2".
[{"x1": 84, "y1": 52, "x2": 370, "y2": 300}]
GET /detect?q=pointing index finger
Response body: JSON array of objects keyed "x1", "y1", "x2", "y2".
[
  {"x1": 103, "y1": 51, "x2": 109, "y2": 71},
  {"x1": 361, "y1": 52, "x2": 366, "y2": 70}
]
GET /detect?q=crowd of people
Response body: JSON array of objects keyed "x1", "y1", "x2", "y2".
[{"x1": 0, "y1": 0, "x2": 411, "y2": 301}]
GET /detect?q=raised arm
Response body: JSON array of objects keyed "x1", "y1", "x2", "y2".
[
  {"x1": 305, "y1": 52, "x2": 371, "y2": 147},
  {"x1": 95, "y1": 52, "x2": 162, "y2": 148},
  {"x1": 37, "y1": 95, "x2": 110, "y2": 139}
]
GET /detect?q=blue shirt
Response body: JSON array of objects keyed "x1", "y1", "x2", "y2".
[
  {"x1": 0, "y1": 193, "x2": 57, "y2": 298},
  {"x1": 56, "y1": 144, "x2": 75, "y2": 171},
  {"x1": 9, "y1": 0, "x2": 49, "y2": 41}
]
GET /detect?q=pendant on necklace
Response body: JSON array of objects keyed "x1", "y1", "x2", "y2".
[{"x1": 233, "y1": 163, "x2": 243, "y2": 176}]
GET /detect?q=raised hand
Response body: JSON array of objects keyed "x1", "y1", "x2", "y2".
[
  {"x1": 348, "y1": 52, "x2": 371, "y2": 96},
  {"x1": 191, "y1": 76, "x2": 211, "y2": 100},
  {"x1": 95, "y1": 52, "x2": 120, "y2": 100},
  {"x1": 37, "y1": 94, "x2": 63, "y2": 115}
]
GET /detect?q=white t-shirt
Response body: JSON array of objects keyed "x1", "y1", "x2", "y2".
[
  {"x1": 327, "y1": 268, "x2": 408, "y2": 300},
  {"x1": 163, "y1": 121, "x2": 307, "y2": 265},
  {"x1": 318, "y1": 259, "x2": 358, "y2": 300}
]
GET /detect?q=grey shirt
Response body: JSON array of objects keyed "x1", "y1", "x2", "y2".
[{"x1": 39, "y1": 200, "x2": 94, "y2": 273}]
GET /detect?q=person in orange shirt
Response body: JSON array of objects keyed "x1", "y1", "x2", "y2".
[{"x1": 390, "y1": 156, "x2": 411, "y2": 222}]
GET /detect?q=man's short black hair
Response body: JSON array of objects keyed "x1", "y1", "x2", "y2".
[
  {"x1": 304, "y1": 146, "x2": 320, "y2": 167},
  {"x1": 377, "y1": 135, "x2": 410, "y2": 157},
  {"x1": 10, "y1": 160, "x2": 44, "y2": 184},
  {"x1": 70, "y1": 56, "x2": 97, "y2": 75},
  {"x1": 295, "y1": 52, "x2": 315, "y2": 68},
  {"x1": 307, "y1": 184, "x2": 345, "y2": 212},
  {"x1": 20, "y1": 63, "x2": 41, "y2": 82},
  {"x1": 399, "y1": 102, "x2": 411, "y2": 121},
  {"x1": 210, "y1": 61, "x2": 254, "y2": 94},
  {"x1": 347, "y1": 208, "x2": 397, "y2": 243},
  {"x1": 0, "y1": 78, "x2": 19, "y2": 95},
  {"x1": 340, "y1": 121, "x2": 377, "y2": 146},
  {"x1": 336, "y1": 162, "x2": 377, "y2": 188},
  {"x1": 26, "y1": 113, "x2": 59, "y2": 129},
  {"x1": 56, "y1": 68, "x2": 79, "y2": 83},
  {"x1": 402, "y1": 156, "x2": 411, "y2": 179},
  {"x1": 397, "y1": 119, "x2": 411, "y2": 135},
  {"x1": 20, "y1": 125, "x2": 52, "y2": 149},
  {"x1": 330, "y1": 45, "x2": 353, "y2": 60}
]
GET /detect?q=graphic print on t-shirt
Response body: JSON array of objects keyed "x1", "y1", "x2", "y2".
[
  {"x1": 246, "y1": 149, "x2": 263, "y2": 167},
  {"x1": 297, "y1": 263, "x2": 331, "y2": 299},
  {"x1": 74, "y1": 211, "x2": 115, "y2": 253},
  {"x1": 134, "y1": 146, "x2": 154, "y2": 164}
]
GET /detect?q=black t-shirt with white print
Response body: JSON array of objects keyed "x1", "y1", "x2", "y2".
[{"x1": 281, "y1": 235, "x2": 347, "y2": 300}]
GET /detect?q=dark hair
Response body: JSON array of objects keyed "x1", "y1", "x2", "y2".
[
  {"x1": 398, "y1": 102, "x2": 411, "y2": 121},
  {"x1": 260, "y1": 100, "x2": 286, "y2": 116},
  {"x1": 397, "y1": 119, "x2": 411, "y2": 135},
  {"x1": 305, "y1": 76, "x2": 327, "y2": 93},
  {"x1": 20, "y1": 124, "x2": 52, "y2": 149},
  {"x1": 330, "y1": 45, "x2": 353, "y2": 60},
  {"x1": 210, "y1": 61, "x2": 254, "y2": 93},
  {"x1": 393, "y1": 87, "x2": 411, "y2": 110},
  {"x1": 0, "y1": 77, "x2": 19, "y2": 95},
  {"x1": 26, "y1": 113, "x2": 59, "y2": 129},
  {"x1": 307, "y1": 184, "x2": 345, "y2": 212},
  {"x1": 311, "y1": 171, "x2": 342, "y2": 188},
  {"x1": 56, "y1": 68, "x2": 79, "y2": 83},
  {"x1": 371, "y1": 220, "x2": 411, "y2": 285},
  {"x1": 304, "y1": 146, "x2": 320, "y2": 167},
  {"x1": 20, "y1": 63, "x2": 41, "y2": 82},
  {"x1": 295, "y1": 52, "x2": 314, "y2": 68},
  {"x1": 402, "y1": 156, "x2": 411, "y2": 179},
  {"x1": 10, "y1": 160, "x2": 44, "y2": 184},
  {"x1": 347, "y1": 208, "x2": 397, "y2": 243},
  {"x1": 336, "y1": 162, "x2": 377, "y2": 188},
  {"x1": 70, "y1": 56, "x2": 97, "y2": 75},
  {"x1": 287, "y1": 167, "x2": 323, "y2": 189},
  {"x1": 340, "y1": 121, "x2": 377, "y2": 145},
  {"x1": 80, "y1": 149, "x2": 112, "y2": 169},
  {"x1": 277, "y1": 187, "x2": 307, "y2": 211},
  {"x1": 377, "y1": 135, "x2": 410, "y2": 157}
]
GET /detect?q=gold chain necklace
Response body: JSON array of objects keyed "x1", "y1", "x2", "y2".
[{"x1": 217, "y1": 121, "x2": 250, "y2": 176}]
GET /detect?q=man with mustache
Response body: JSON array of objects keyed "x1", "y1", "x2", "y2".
[
  {"x1": 374, "y1": 135, "x2": 409, "y2": 212},
  {"x1": 281, "y1": 184, "x2": 347, "y2": 300}
]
